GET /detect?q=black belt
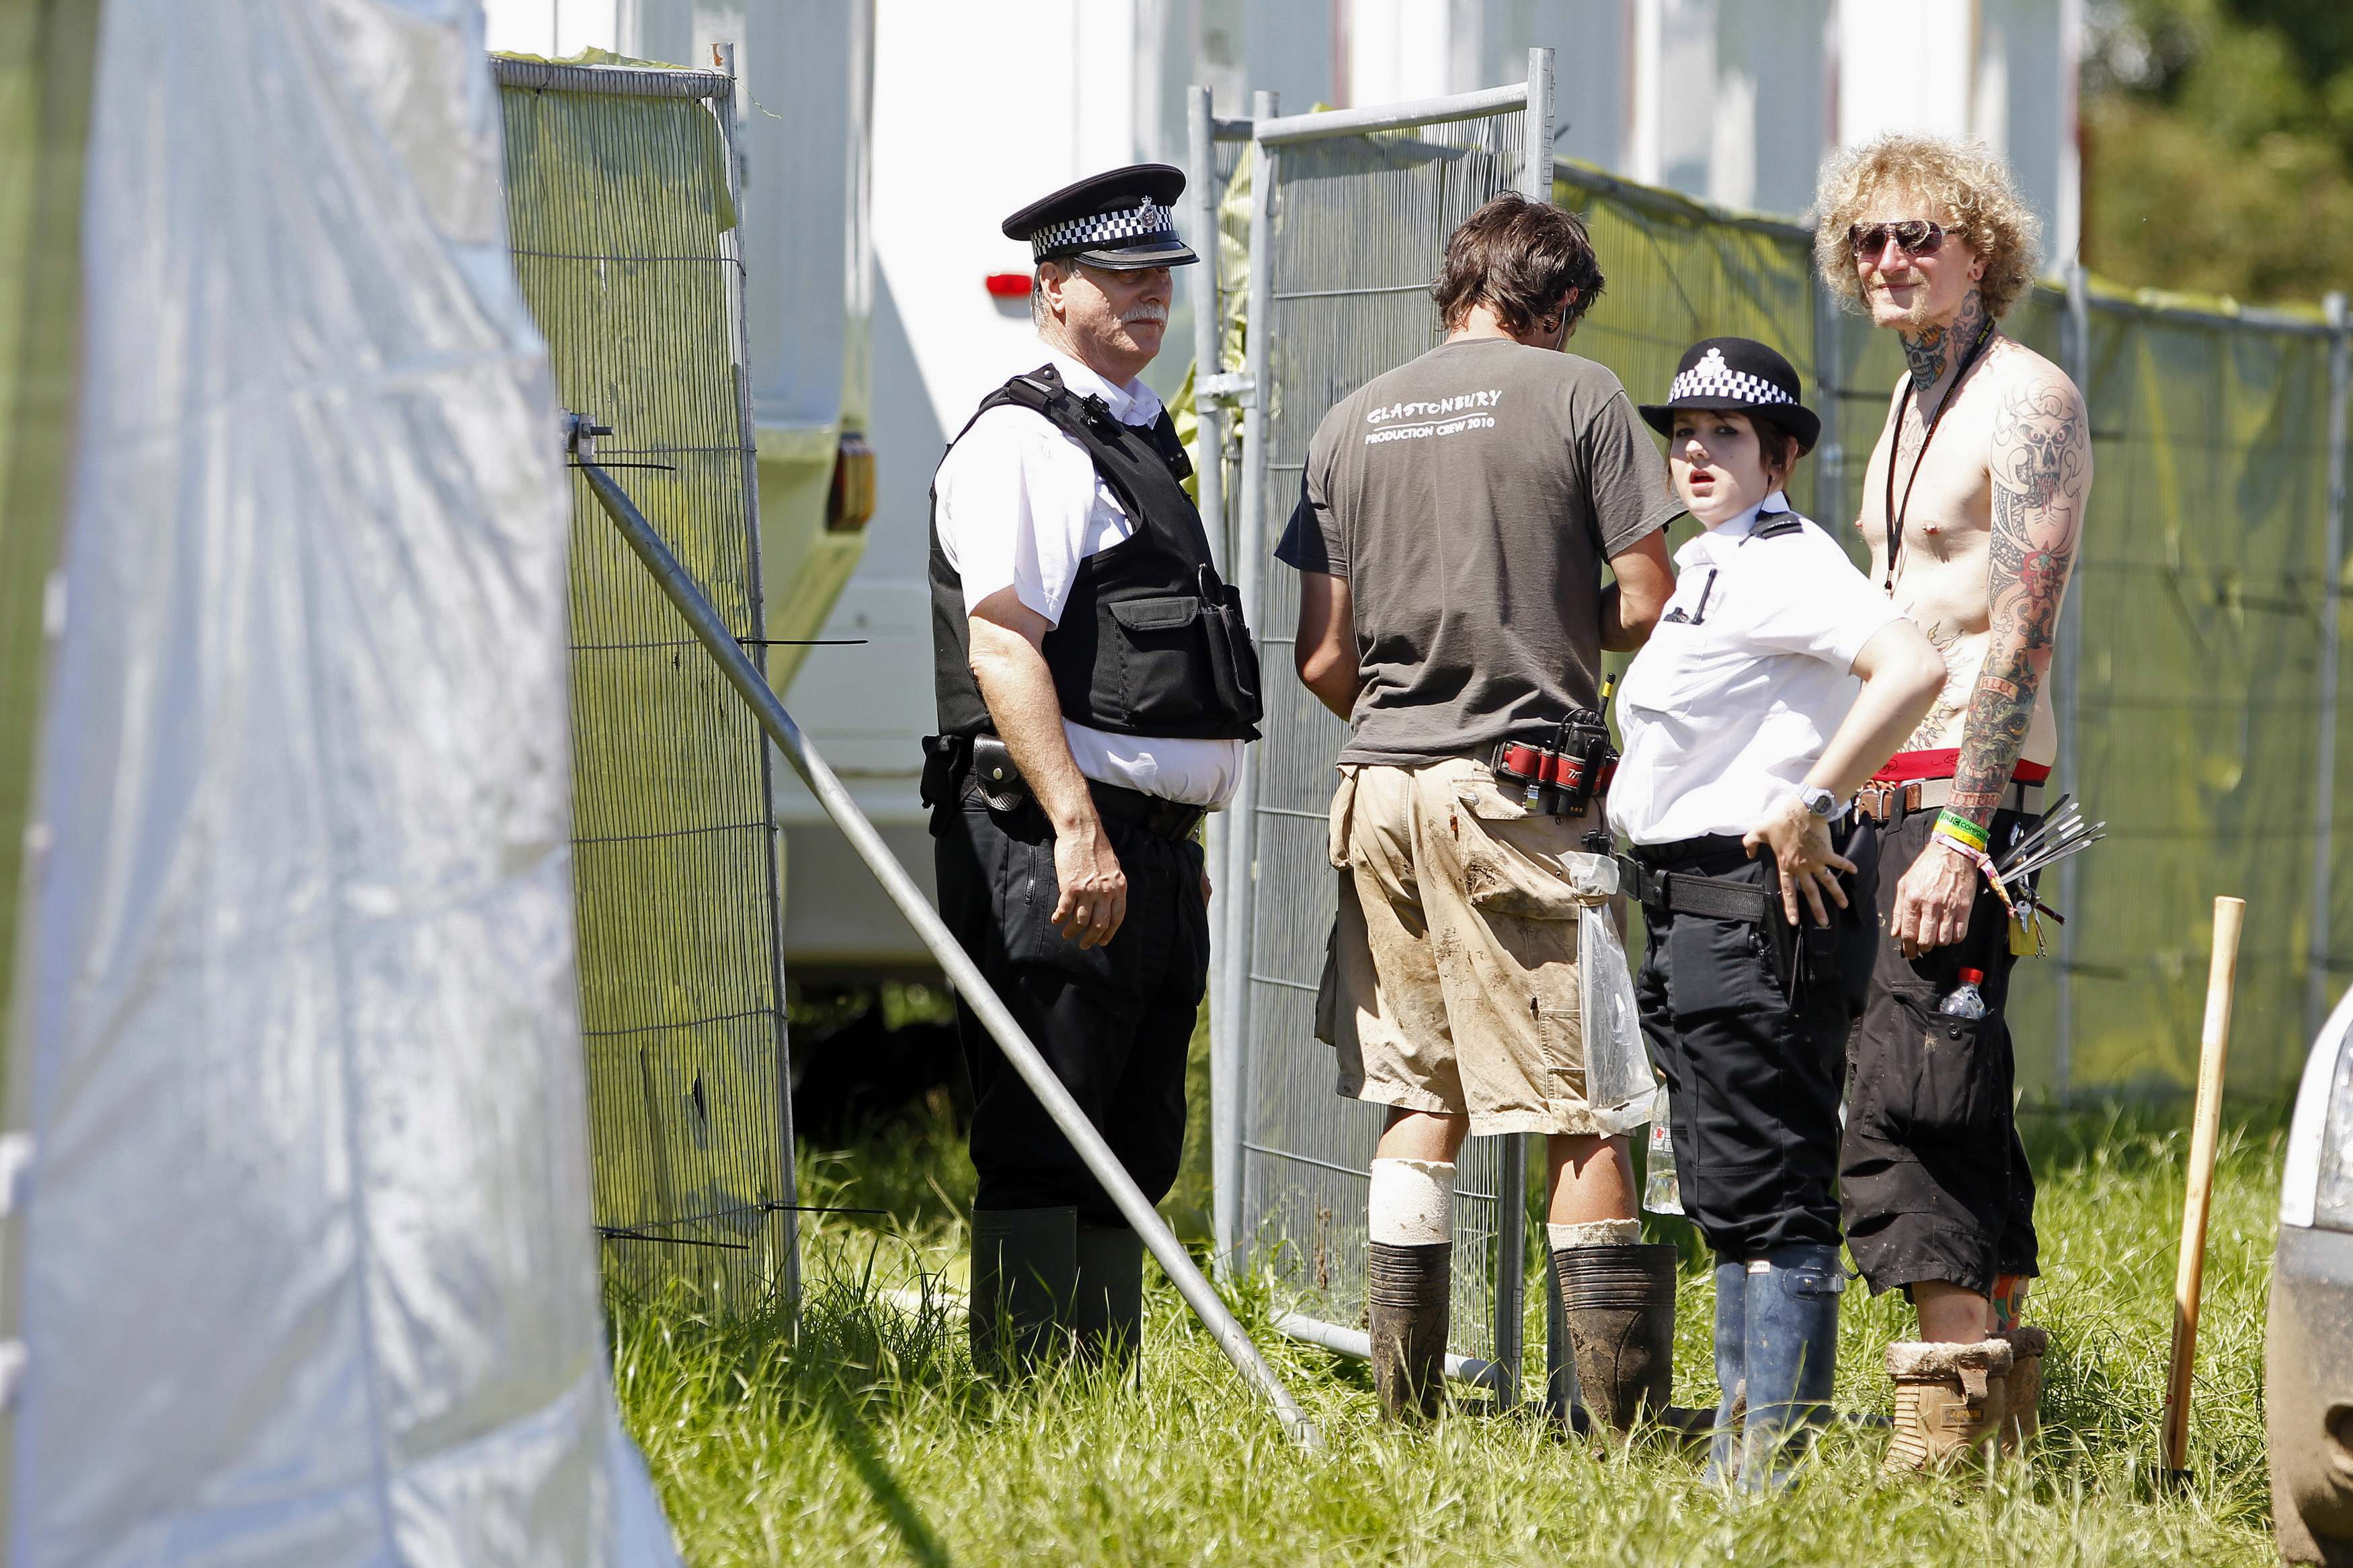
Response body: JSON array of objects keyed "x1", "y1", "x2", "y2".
[
  {"x1": 1084, "y1": 780, "x2": 1205, "y2": 842},
  {"x1": 1618, "y1": 852, "x2": 1773, "y2": 925},
  {"x1": 926, "y1": 733, "x2": 1203, "y2": 842}
]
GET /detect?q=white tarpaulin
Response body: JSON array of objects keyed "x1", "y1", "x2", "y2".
[{"x1": 7, "y1": 1, "x2": 679, "y2": 1561}]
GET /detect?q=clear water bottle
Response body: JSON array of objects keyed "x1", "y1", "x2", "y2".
[
  {"x1": 1644, "y1": 1114, "x2": 1684, "y2": 1216},
  {"x1": 1940, "y1": 966, "x2": 1989, "y2": 1020}
]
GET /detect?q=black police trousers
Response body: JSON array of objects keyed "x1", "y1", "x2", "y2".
[
  {"x1": 930, "y1": 789, "x2": 1209, "y2": 1225},
  {"x1": 1635, "y1": 832, "x2": 1868, "y2": 1261},
  {"x1": 1840, "y1": 805, "x2": 2040, "y2": 1298}
]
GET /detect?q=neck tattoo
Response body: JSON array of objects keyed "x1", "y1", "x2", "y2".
[{"x1": 1899, "y1": 286, "x2": 1990, "y2": 399}]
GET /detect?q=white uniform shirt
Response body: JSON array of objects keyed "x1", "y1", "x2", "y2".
[
  {"x1": 933, "y1": 344, "x2": 1244, "y2": 807},
  {"x1": 1608, "y1": 493, "x2": 1905, "y2": 845}
]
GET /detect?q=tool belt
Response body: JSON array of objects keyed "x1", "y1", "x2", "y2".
[
  {"x1": 1490, "y1": 705, "x2": 1618, "y2": 821},
  {"x1": 1855, "y1": 775, "x2": 2040, "y2": 825},
  {"x1": 1618, "y1": 839, "x2": 1849, "y2": 1005},
  {"x1": 920, "y1": 733, "x2": 1205, "y2": 841}
]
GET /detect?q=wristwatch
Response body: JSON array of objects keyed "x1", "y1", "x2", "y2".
[{"x1": 1798, "y1": 785, "x2": 1839, "y2": 821}]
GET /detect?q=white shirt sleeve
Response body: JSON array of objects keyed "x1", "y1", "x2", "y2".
[
  {"x1": 1742, "y1": 534, "x2": 1907, "y2": 670},
  {"x1": 932, "y1": 405, "x2": 1103, "y2": 628}
]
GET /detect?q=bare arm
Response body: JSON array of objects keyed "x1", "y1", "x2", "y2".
[
  {"x1": 1891, "y1": 370, "x2": 2092, "y2": 954},
  {"x1": 1601, "y1": 530, "x2": 1675, "y2": 651},
  {"x1": 1294, "y1": 571, "x2": 1359, "y2": 720},
  {"x1": 965, "y1": 587, "x2": 1127, "y2": 948},
  {"x1": 1745, "y1": 620, "x2": 1948, "y2": 924}
]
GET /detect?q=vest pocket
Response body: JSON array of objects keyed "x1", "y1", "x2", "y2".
[{"x1": 1105, "y1": 595, "x2": 1210, "y2": 726}]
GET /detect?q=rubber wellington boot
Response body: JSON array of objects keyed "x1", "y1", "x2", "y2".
[
  {"x1": 968, "y1": 1206, "x2": 1078, "y2": 1378},
  {"x1": 1883, "y1": 1337, "x2": 2012, "y2": 1472},
  {"x1": 1736, "y1": 1246, "x2": 1844, "y2": 1494},
  {"x1": 1367, "y1": 1240, "x2": 1451, "y2": 1421},
  {"x1": 1701, "y1": 1259, "x2": 1747, "y2": 1487},
  {"x1": 1556, "y1": 1242, "x2": 1678, "y2": 1435},
  {"x1": 1997, "y1": 1325, "x2": 2048, "y2": 1454},
  {"x1": 1074, "y1": 1221, "x2": 1146, "y2": 1372}
]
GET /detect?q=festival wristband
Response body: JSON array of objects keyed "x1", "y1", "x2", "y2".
[
  {"x1": 1931, "y1": 835, "x2": 2020, "y2": 920},
  {"x1": 1933, "y1": 809, "x2": 1989, "y2": 852}
]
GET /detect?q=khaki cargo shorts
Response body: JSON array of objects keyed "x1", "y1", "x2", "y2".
[{"x1": 1316, "y1": 757, "x2": 1618, "y2": 1137}]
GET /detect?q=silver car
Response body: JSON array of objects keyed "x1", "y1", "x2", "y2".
[{"x1": 2272, "y1": 989, "x2": 2353, "y2": 1565}]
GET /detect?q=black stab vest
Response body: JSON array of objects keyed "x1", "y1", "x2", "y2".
[{"x1": 928, "y1": 365, "x2": 1262, "y2": 742}]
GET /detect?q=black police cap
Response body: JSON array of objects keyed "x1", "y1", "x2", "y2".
[
  {"x1": 1638, "y1": 335, "x2": 1821, "y2": 456},
  {"x1": 1001, "y1": 163, "x2": 1197, "y2": 271}
]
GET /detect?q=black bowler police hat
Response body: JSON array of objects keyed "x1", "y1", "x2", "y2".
[
  {"x1": 1002, "y1": 163, "x2": 1197, "y2": 271},
  {"x1": 1638, "y1": 336, "x2": 1821, "y2": 456}
]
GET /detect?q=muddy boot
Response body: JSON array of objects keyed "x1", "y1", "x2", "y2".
[
  {"x1": 1997, "y1": 1325, "x2": 2048, "y2": 1454},
  {"x1": 969, "y1": 1206, "x2": 1077, "y2": 1378},
  {"x1": 1074, "y1": 1221, "x2": 1146, "y2": 1372},
  {"x1": 1556, "y1": 1242, "x2": 1678, "y2": 1436},
  {"x1": 1737, "y1": 1247, "x2": 1843, "y2": 1493},
  {"x1": 1883, "y1": 1338, "x2": 2012, "y2": 1472},
  {"x1": 1367, "y1": 1240, "x2": 1451, "y2": 1421},
  {"x1": 1701, "y1": 1259, "x2": 1747, "y2": 1487}
]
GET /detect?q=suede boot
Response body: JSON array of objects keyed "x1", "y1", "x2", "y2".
[
  {"x1": 1367, "y1": 1240, "x2": 1451, "y2": 1421},
  {"x1": 1736, "y1": 1247, "x2": 1844, "y2": 1493},
  {"x1": 969, "y1": 1206, "x2": 1078, "y2": 1378},
  {"x1": 1074, "y1": 1221, "x2": 1146, "y2": 1372},
  {"x1": 1702, "y1": 1259, "x2": 1747, "y2": 1487},
  {"x1": 1556, "y1": 1241, "x2": 1678, "y2": 1434},
  {"x1": 1884, "y1": 1337, "x2": 2012, "y2": 1472},
  {"x1": 1997, "y1": 1325, "x2": 2048, "y2": 1454}
]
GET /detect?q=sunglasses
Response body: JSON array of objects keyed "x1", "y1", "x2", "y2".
[{"x1": 1847, "y1": 220, "x2": 1963, "y2": 259}]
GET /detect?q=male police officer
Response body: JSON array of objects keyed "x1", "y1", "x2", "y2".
[{"x1": 924, "y1": 165, "x2": 1260, "y2": 1374}]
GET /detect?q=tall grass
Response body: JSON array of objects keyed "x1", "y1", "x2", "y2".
[{"x1": 612, "y1": 1100, "x2": 2288, "y2": 1565}]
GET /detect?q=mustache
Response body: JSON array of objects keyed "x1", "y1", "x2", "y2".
[{"x1": 1121, "y1": 304, "x2": 1169, "y2": 325}]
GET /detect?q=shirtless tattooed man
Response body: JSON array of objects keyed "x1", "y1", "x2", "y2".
[{"x1": 1814, "y1": 134, "x2": 2092, "y2": 1467}]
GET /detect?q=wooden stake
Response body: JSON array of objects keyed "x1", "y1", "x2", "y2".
[{"x1": 2160, "y1": 895, "x2": 2245, "y2": 1479}]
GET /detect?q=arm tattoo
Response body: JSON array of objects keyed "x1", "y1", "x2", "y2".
[{"x1": 1950, "y1": 374, "x2": 2091, "y2": 826}]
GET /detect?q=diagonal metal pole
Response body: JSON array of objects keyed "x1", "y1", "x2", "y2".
[{"x1": 573, "y1": 451, "x2": 1322, "y2": 1452}]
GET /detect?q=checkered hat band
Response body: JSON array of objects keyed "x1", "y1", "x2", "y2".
[
  {"x1": 1031, "y1": 200, "x2": 1179, "y2": 260},
  {"x1": 1667, "y1": 347, "x2": 1794, "y2": 407}
]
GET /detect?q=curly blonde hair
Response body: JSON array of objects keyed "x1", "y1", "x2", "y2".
[{"x1": 1812, "y1": 134, "x2": 2041, "y2": 319}]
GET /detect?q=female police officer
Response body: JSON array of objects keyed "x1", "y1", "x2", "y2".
[{"x1": 1608, "y1": 338, "x2": 1946, "y2": 1488}]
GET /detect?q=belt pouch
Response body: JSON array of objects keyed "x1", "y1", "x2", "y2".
[
  {"x1": 967, "y1": 734, "x2": 1031, "y2": 814},
  {"x1": 920, "y1": 735, "x2": 961, "y2": 811}
]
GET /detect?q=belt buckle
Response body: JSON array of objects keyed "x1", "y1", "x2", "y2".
[{"x1": 1858, "y1": 782, "x2": 1895, "y2": 824}]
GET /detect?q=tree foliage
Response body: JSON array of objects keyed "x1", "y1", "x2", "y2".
[{"x1": 2085, "y1": 0, "x2": 2353, "y2": 302}]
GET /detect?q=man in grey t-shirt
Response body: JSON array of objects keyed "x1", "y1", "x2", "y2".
[{"x1": 1278, "y1": 192, "x2": 1679, "y2": 1426}]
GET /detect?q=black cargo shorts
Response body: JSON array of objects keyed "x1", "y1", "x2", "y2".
[{"x1": 1839, "y1": 804, "x2": 2040, "y2": 1299}]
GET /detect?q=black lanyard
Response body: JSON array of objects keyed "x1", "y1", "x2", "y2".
[{"x1": 1882, "y1": 321, "x2": 1996, "y2": 591}]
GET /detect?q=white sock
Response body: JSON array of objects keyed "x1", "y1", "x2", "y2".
[
  {"x1": 1548, "y1": 1219, "x2": 1640, "y2": 1250},
  {"x1": 1368, "y1": 1159, "x2": 1455, "y2": 1246}
]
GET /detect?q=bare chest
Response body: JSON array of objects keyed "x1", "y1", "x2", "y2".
[{"x1": 1858, "y1": 384, "x2": 1999, "y2": 594}]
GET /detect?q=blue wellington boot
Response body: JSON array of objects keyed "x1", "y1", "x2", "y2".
[
  {"x1": 1701, "y1": 1259, "x2": 1747, "y2": 1488},
  {"x1": 1735, "y1": 1244, "x2": 1844, "y2": 1494}
]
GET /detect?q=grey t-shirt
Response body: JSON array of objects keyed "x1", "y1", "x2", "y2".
[{"x1": 1275, "y1": 337, "x2": 1681, "y2": 766}]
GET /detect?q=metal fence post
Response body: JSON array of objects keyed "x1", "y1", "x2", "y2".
[
  {"x1": 2055, "y1": 262, "x2": 2091, "y2": 1100},
  {"x1": 1496, "y1": 44, "x2": 1551, "y2": 1413},
  {"x1": 1189, "y1": 83, "x2": 1240, "y2": 1275},
  {"x1": 1219, "y1": 87, "x2": 1277, "y2": 1274},
  {"x1": 1810, "y1": 271, "x2": 1844, "y2": 529},
  {"x1": 1521, "y1": 48, "x2": 1554, "y2": 202},
  {"x1": 2309, "y1": 291, "x2": 2350, "y2": 1042}
]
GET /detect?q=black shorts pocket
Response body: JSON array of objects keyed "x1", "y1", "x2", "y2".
[
  {"x1": 1878, "y1": 990, "x2": 1999, "y2": 1143},
  {"x1": 1663, "y1": 916, "x2": 1781, "y2": 1017}
]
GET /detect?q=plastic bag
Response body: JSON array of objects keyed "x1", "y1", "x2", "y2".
[{"x1": 1580, "y1": 898, "x2": 1658, "y2": 1134}]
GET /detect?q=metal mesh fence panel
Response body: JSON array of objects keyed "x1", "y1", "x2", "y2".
[
  {"x1": 1234, "y1": 94, "x2": 1542, "y2": 1382},
  {"x1": 497, "y1": 61, "x2": 794, "y2": 1307}
]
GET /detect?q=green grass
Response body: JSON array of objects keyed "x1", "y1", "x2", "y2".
[{"x1": 613, "y1": 1100, "x2": 2290, "y2": 1566}]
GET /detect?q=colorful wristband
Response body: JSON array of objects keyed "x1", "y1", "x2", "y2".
[
  {"x1": 1931, "y1": 834, "x2": 2020, "y2": 921},
  {"x1": 1932, "y1": 809, "x2": 1989, "y2": 852}
]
